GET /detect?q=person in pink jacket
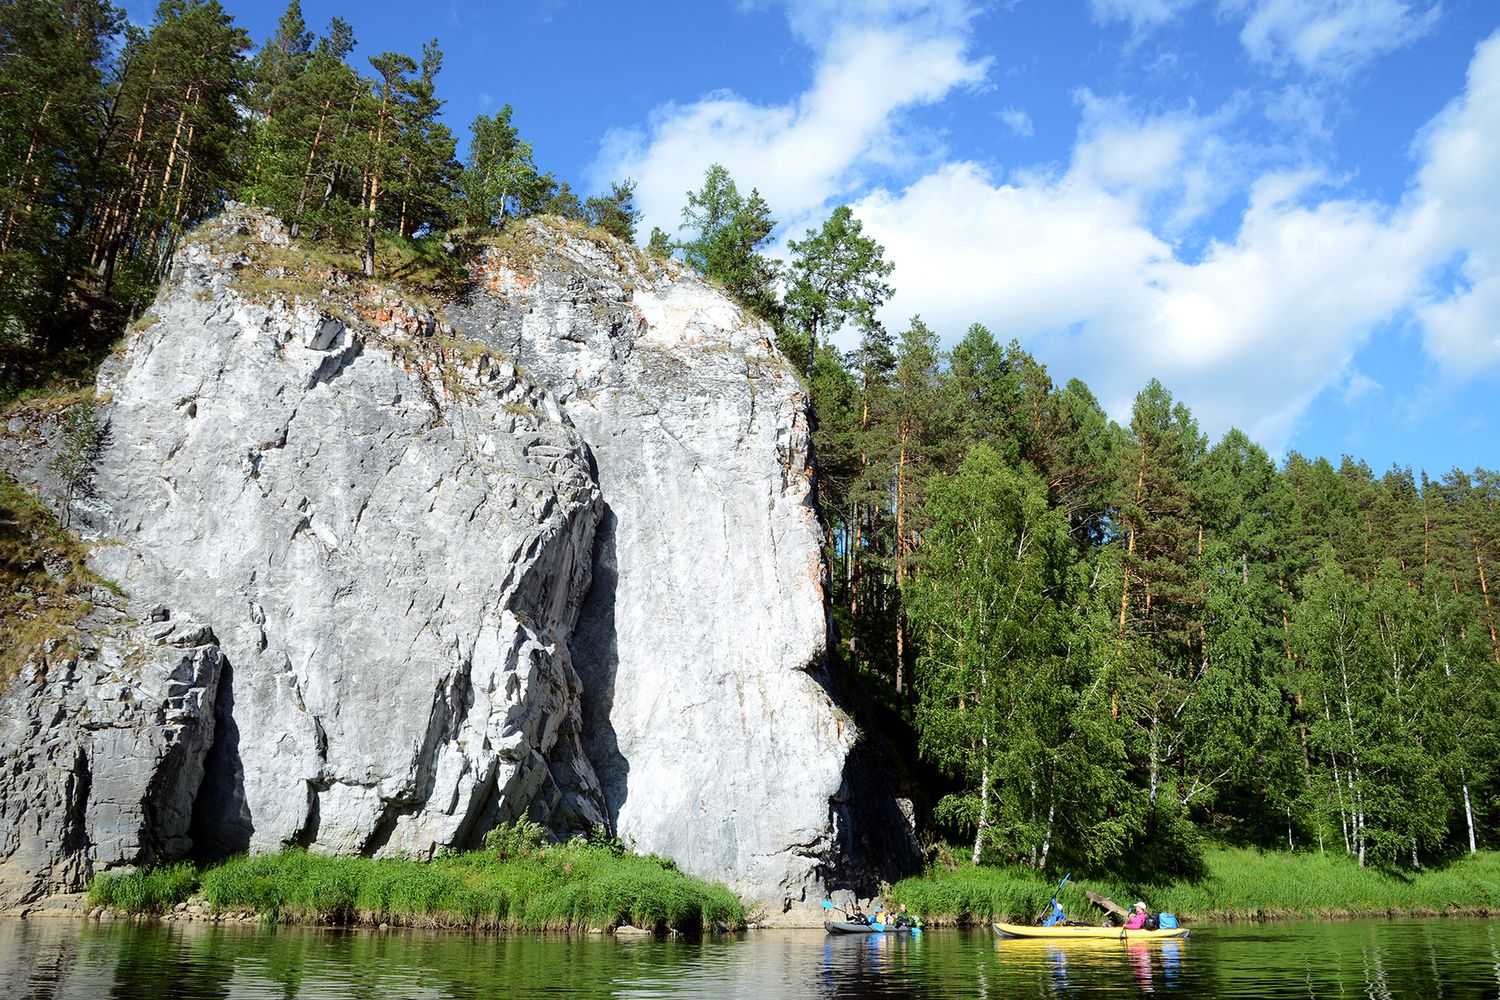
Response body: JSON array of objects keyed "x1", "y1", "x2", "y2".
[{"x1": 1123, "y1": 901, "x2": 1150, "y2": 929}]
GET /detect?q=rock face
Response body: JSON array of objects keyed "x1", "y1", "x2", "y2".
[
  {"x1": 0, "y1": 604, "x2": 223, "y2": 906},
  {"x1": 0, "y1": 206, "x2": 917, "y2": 907},
  {"x1": 451, "y1": 229, "x2": 862, "y2": 899}
]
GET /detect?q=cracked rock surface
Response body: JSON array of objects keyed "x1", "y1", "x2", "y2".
[
  {"x1": 0, "y1": 601, "x2": 223, "y2": 908},
  {"x1": 0, "y1": 206, "x2": 918, "y2": 907},
  {"x1": 62, "y1": 209, "x2": 605, "y2": 875},
  {"x1": 452, "y1": 225, "x2": 916, "y2": 899}
]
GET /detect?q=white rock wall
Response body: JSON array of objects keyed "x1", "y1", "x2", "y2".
[
  {"x1": 453, "y1": 229, "x2": 856, "y2": 899},
  {"x1": 83, "y1": 210, "x2": 608, "y2": 862}
]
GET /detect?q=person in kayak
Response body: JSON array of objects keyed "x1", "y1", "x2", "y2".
[
  {"x1": 893, "y1": 904, "x2": 917, "y2": 928},
  {"x1": 1041, "y1": 898, "x2": 1067, "y2": 926},
  {"x1": 1123, "y1": 901, "x2": 1149, "y2": 929}
]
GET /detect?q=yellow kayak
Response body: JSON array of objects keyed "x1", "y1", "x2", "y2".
[{"x1": 993, "y1": 921, "x2": 1189, "y2": 940}]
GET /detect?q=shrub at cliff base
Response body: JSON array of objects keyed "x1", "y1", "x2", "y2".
[
  {"x1": 88, "y1": 825, "x2": 743, "y2": 932},
  {"x1": 890, "y1": 847, "x2": 1500, "y2": 923},
  {"x1": 85, "y1": 862, "x2": 198, "y2": 916}
]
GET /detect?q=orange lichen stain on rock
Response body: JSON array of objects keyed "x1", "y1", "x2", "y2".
[
  {"x1": 795, "y1": 548, "x2": 826, "y2": 597},
  {"x1": 472, "y1": 252, "x2": 536, "y2": 295}
]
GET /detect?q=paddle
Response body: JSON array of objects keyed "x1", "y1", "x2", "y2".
[{"x1": 822, "y1": 899, "x2": 861, "y2": 922}]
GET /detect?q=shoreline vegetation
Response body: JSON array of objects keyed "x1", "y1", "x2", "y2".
[
  {"x1": 86, "y1": 824, "x2": 743, "y2": 934},
  {"x1": 891, "y1": 847, "x2": 1500, "y2": 926},
  {"x1": 86, "y1": 841, "x2": 1500, "y2": 934}
]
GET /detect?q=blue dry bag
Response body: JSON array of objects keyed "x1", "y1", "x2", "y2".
[{"x1": 1157, "y1": 913, "x2": 1178, "y2": 929}]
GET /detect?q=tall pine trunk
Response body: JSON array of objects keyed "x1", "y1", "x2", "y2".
[
  {"x1": 1474, "y1": 537, "x2": 1499, "y2": 664},
  {"x1": 894, "y1": 420, "x2": 909, "y2": 694}
]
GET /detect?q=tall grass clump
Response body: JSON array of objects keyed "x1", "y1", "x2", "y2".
[
  {"x1": 1149, "y1": 847, "x2": 1500, "y2": 920},
  {"x1": 185, "y1": 823, "x2": 744, "y2": 933},
  {"x1": 87, "y1": 862, "x2": 198, "y2": 914},
  {"x1": 890, "y1": 864, "x2": 1060, "y2": 923},
  {"x1": 890, "y1": 846, "x2": 1500, "y2": 924}
]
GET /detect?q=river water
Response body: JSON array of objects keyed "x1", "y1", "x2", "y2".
[{"x1": 2, "y1": 917, "x2": 1498, "y2": 998}]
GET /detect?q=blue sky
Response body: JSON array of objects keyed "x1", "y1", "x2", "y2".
[{"x1": 131, "y1": 1, "x2": 1500, "y2": 477}]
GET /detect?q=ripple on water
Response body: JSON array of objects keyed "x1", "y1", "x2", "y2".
[{"x1": 1, "y1": 918, "x2": 1498, "y2": 998}]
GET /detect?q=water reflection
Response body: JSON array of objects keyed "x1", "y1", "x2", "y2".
[
  {"x1": 992, "y1": 934, "x2": 1196, "y2": 996},
  {"x1": 1489, "y1": 923, "x2": 1499, "y2": 991},
  {"x1": 1, "y1": 918, "x2": 1498, "y2": 998}
]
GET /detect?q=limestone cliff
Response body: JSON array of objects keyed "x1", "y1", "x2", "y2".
[{"x1": 0, "y1": 205, "x2": 918, "y2": 908}]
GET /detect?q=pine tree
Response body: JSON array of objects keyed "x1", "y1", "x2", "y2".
[
  {"x1": 584, "y1": 179, "x2": 639, "y2": 242},
  {"x1": 1189, "y1": 430, "x2": 1300, "y2": 844},
  {"x1": 888, "y1": 316, "x2": 950, "y2": 695},
  {"x1": 459, "y1": 106, "x2": 546, "y2": 228},
  {"x1": 1114, "y1": 379, "x2": 1205, "y2": 829},
  {"x1": 0, "y1": 0, "x2": 121, "y2": 368},
  {"x1": 387, "y1": 39, "x2": 457, "y2": 238},
  {"x1": 646, "y1": 225, "x2": 672, "y2": 260},
  {"x1": 677, "y1": 164, "x2": 779, "y2": 321},
  {"x1": 246, "y1": 1, "x2": 311, "y2": 123},
  {"x1": 785, "y1": 205, "x2": 894, "y2": 379},
  {"x1": 240, "y1": 17, "x2": 364, "y2": 241},
  {"x1": 92, "y1": 0, "x2": 250, "y2": 301}
]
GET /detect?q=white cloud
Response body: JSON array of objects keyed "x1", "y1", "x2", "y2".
[
  {"x1": 588, "y1": 0, "x2": 1496, "y2": 456},
  {"x1": 1413, "y1": 32, "x2": 1500, "y2": 372},
  {"x1": 1091, "y1": 0, "x2": 1200, "y2": 31},
  {"x1": 849, "y1": 32, "x2": 1500, "y2": 452},
  {"x1": 1227, "y1": 0, "x2": 1442, "y2": 77},
  {"x1": 1069, "y1": 90, "x2": 1258, "y2": 235},
  {"x1": 1341, "y1": 370, "x2": 1381, "y2": 404},
  {"x1": 1263, "y1": 84, "x2": 1331, "y2": 144},
  {"x1": 589, "y1": 2, "x2": 988, "y2": 239},
  {"x1": 1090, "y1": 0, "x2": 1441, "y2": 78},
  {"x1": 855, "y1": 159, "x2": 1432, "y2": 449},
  {"x1": 1000, "y1": 106, "x2": 1034, "y2": 137}
]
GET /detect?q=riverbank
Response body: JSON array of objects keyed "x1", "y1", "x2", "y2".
[
  {"x1": 890, "y1": 847, "x2": 1500, "y2": 924},
  {"x1": 86, "y1": 827, "x2": 744, "y2": 934}
]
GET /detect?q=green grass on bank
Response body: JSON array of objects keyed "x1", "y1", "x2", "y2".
[
  {"x1": 88, "y1": 829, "x2": 744, "y2": 933},
  {"x1": 890, "y1": 847, "x2": 1500, "y2": 924}
]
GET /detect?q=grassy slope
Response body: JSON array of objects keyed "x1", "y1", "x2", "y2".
[
  {"x1": 88, "y1": 843, "x2": 744, "y2": 933},
  {"x1": 891, "y1": 847, "x2": 1500, "y2": 924},
  {"x1": 0, "y1": 466, "x2": 104, "y2": 691}
]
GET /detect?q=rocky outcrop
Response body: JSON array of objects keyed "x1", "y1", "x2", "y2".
[
  {"x1": 0, "y1": 601, "x2": 223, "y2": 906},
  {"x1": 0, "y1": 208, "x2": 612, "y2": 898},
  {"x1": 0, "y1": 205, "x2": 918, "y2": 907},
  {"x1": 451, "y1": 227, "x2": 872, "y2": 899}
]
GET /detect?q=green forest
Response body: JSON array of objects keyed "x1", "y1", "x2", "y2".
[{"x1": 3, "y1": 0, "x2": 1499, "y2": 885}]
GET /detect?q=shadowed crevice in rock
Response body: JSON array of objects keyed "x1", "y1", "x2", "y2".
[
  {"x1": 306, "y1": 334, "x2": 363, "y2": 390},
  {"x1": 61, "y1": 748, "x2": 90, "y2": 858},
  {"x1": 572, "y1": 503, "x2": 627, "y2": 832},
  {"x1": 822, "y1": 735, "x2": 923, "y2": 896},
  {"x1": 188, "y1": 661, "x2": 251, "y2": 863}
]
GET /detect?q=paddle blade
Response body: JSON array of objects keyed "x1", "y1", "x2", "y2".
[{"x1": 821, "y1": 900, "x2": 835, "y2": 909}]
